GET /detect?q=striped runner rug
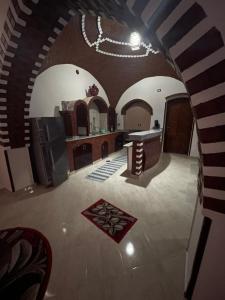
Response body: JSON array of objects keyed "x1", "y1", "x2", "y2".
[{"x1": 86, "y1": 155, "x2": 127, "y2": 182}]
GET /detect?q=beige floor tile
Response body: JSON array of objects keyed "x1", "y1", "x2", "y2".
[{"x1": 0, "y1": 152, "x2": 198, "y2": 300}]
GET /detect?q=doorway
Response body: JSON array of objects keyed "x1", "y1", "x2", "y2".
[{"x1": 163, "y1": 98, "x2": 193, "y2": 154}]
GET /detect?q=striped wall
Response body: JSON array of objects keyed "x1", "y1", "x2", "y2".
[
  {"x1": 127, "y1": 0, "x2": 225, "y2": 215},
  {"x1": 0, "y1": 0, "x2": 224, "y2": 214},
  {"x1": 0, "y1": 0, "x2": 75, "y2": 148}
]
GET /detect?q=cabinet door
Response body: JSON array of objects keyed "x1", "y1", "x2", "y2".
[{"x1": 74, "y1": 144, "x2": 92, "y2": 170}]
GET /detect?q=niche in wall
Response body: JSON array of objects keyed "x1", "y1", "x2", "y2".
[
  {"x1": 122, "y1": 99, "x2": 153, "y2": 131},
  {"x1": 88, "y1": 96, "x2": 108, "y2": 134}
]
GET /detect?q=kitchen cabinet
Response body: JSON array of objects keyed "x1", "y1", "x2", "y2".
[{"x1": 73, "y1": 143, "x2": 92, "y2": 170}]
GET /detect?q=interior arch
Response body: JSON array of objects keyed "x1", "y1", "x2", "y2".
[
  {"x1": 0, "y1": 0, "x2": 224, "y2": 213},
  {"x1": 0, "y1": 3, "x2": 225, "y2": 298},
  {"x1": 29, "y1": 64, "x2": 109, "y2": 118},
  {"x1": 121, "y1": 99, "x2": 153, "y2": 115},
  {"x1": 88, "y1": 96, "x2": 108, "y2": 113}
]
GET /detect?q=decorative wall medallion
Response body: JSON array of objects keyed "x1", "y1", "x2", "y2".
[
  {"x1": 87, "y1": 84, "x2": 99, "y2": 97},
  {"x1": 81, "y1": 199, "x2": 137, "y2": 243}
]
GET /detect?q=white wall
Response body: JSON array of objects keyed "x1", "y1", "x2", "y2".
[
  {"x1": 190, "y1": 123, "x2": 199, "y2": 157},
  {"x1": 7, "y1": 147, "x2": 34, "y2": 191},
  {"x1": 116, "y1": 76, "x2": 187, "y2": 130},
  {"x1": 30, "y1": 64, "x2": 109, "y2": 118},
  {"x1": 0, "y1": 147, "x2": 34, "y2": 191}
]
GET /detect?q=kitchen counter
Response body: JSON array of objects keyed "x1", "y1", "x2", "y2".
[
  {"x1": 128, "y1": 129, "x2": 162, "y2": 141},
  {"x1": 66, "y1": 131, "x2": 124, "y2": 142},
  {"x1": 65, "y1": 131, "x2": 126, "y2": 171},
  {"x1": 123, "y1": 142, "x2": 133, "y2": 171}
]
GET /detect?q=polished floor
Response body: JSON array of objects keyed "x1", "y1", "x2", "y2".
[{"x1": 0, "y1": 151, "x2": 198, "y2": 300}]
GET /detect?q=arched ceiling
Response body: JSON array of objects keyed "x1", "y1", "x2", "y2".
[
  {"x1": 39, "y1": 15, "x2": 178, "y2": 108},
  {"x1": 0, "y1": 0, "x2": 225, "y2": 214}
]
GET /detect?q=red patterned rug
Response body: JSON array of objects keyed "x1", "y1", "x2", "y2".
[{"x1": 81, "y1": 199, "x2": 137, "y2": 243}]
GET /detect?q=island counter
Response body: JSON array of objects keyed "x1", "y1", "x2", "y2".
[{"x1": 127, "y1": 129, "x2": 162, "y2": 176}]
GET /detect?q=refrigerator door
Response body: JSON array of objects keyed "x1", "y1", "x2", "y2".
[
  {"x1": 43, "y1": 117, "x2": 66, "y2": 143},
  {"x1": 50, "y1": 138, "x2": 69, "y2": 186},
  {"x1": 31, "y1": 117, "x2": 69, "y2": 186}
]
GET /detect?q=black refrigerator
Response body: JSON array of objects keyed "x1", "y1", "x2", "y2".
[{"x1": 30, "y1": 117, "x2": 69, "y2": 186}]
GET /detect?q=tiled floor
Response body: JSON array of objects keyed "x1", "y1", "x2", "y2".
[{"x1": 0, "y1": 151, "x2": 198, "y2": 300}]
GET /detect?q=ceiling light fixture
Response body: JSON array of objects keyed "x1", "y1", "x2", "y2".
[
  {"x1": 130, "y1": 32, "x2": 141, "y2": 51},
  {"x1": 81, "y1": 15, "x2": 159, "y2": 58}
]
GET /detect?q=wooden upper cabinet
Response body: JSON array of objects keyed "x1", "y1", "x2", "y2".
[
  {"x1": 60, "y1": 111, "x2": 76, "y2": 137},
  {"x1": 60, "y1": 101, "x2": 89, "y2": 137}
]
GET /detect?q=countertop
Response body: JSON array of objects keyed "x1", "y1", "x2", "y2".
[
  {"x1": 123, "y1": 142, "x2": 133, "y2": 148},
  {"x1": 128, "y1": 129, "x2": 162, "y2": 141},
  {"x1": 66, "y1": 131, "x2": 123, "y2": 142}
]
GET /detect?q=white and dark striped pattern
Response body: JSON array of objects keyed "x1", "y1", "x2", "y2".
[
  {"x1": 87, "y1": 155, "x2": 127, "y2": 182},
  {"x1": 23, "y1": 12, "x2": 72, "y2": 146},
  {"x1": 132, "y1": 141, "x2": 144, "y2": 176},
  {"x1": 125, "y1": 0, "x2": 225, "y2": 213},
  {"x1": 149, "y1": 1, "x2": 225, "y2": 214}
]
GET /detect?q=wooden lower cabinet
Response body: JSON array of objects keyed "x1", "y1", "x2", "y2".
[
  {"x1": 101, "y1": 141, "x2": 109, "y2": 159},
  {"x1": 143, "y1": 136, "x2": 162, "y2": 171},
  {"x1": 73, "y1": 143, "x2": 92, "y2": 170},
  {"x1": 66, "y1": 132, "x2": 124, "y2": 171}
]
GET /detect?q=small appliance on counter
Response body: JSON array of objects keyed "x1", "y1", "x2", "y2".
[
  {"x1": 153, "y1": 120, "x2": 160, "y2": 129},
  {"x1": 30, "y1": 117, "x2": 69, "y2": 187}
]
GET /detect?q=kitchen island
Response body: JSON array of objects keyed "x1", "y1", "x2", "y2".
[{"x1": 126, "y1": 129, "x2": 162, "y2": 176}]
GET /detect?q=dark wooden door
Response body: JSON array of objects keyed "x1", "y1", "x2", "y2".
[{"x1": 163, "y1": 98, "x2": 193, "y2": 154}]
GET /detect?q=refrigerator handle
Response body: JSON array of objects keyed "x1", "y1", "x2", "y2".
[
  {"x1": 49, "y1": 149, "x2": 55, "y2": 171},
  {"x1": 45, "y1": 125, "x2": 50, "y2": 142}
]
